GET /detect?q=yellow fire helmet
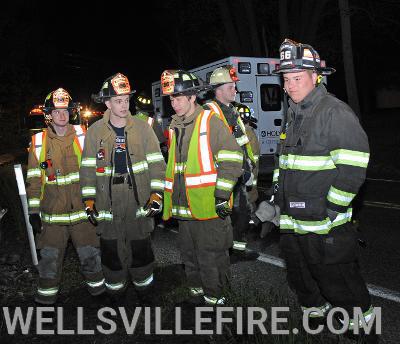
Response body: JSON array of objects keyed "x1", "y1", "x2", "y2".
[{"x1": 209, "y1": 65, "x2": 240, "y2": 88}]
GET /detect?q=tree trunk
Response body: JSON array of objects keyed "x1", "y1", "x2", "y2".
[
  {"x1": 218, "y1": 0, "x2": 241, "y2": 55},
  {"x1": 262, "y1": 25, "x2": 269, "y2": 57},
  {"x1": 303, "y1": 0, "x2": 328, "y2": 43},
  {"x1": 242, "y1": 0, "x2": 262, "y2": 56},
  {"x1": 339, "y1": 0, "x2": 361, "y2": 118},
  {"x1": 279, "y1": 0, "x2": 289, "y2": 40}
]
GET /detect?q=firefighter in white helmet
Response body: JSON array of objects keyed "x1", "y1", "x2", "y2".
[{"x1": 205, "y1": 66, "x2": 260, "y2": 263}]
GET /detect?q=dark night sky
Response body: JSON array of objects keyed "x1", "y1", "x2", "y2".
[
  {"x1": 1, "y1": 0, "x2": 399, "y2": 112},
  {"x1": 2, "y1": 1, "x2": 176, "y2": 107}
]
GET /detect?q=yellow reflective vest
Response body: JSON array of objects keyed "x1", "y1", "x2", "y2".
[{"x1": 163, "y1": 110, "x2": 221, "y2": 220}]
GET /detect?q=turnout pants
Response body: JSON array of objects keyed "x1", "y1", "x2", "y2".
[
  {"x1": 279, "y1": 223, "x2": 371, "y2": 317},
  {"x1": 231, "y1": 184, "x2": 253, "y2": 251},
  {"x1": 36, "y1": 221, "x2": 104, "y2": 304},
  {"x1": 178, "y1": 217, "x2": 233, "y2": 304},
  {"x1": 98, "y1": 180, "x2": 155, "y2": 294}
]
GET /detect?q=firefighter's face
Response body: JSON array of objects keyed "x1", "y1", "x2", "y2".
[
  {"x1": 216, "y1": 82, "x2": 237, "y2": 104},
  {"x1": 51, "y1": 109, "x2": 69, "y2": 127},
  {"x1": 106, "y1": 95, "x2": 130, "y2": 118},
  {"x1": 170, "y1": 95, "x2": 196, "y2": 118},
  {"x1": 283, "y1": 70, "x2": 317, "y2": 103}
]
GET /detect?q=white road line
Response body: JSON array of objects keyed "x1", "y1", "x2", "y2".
[
  {"x1": 168, "y1": 231, "x2": 400, "y2": 304},
  {"x1": 257, "y1": 252, "x2": 400, "y2": 304},
  {"x1": 363, "y1": 201, "x2": 400, "y2": 210},
  {"x1": 257, "y1": 252, "x2": 285, "y2": 268},
  {"x1": 366, "y1": 177, "x2": 400, "y2": 183},
  {"x1": 367, "y1": 284, "x2": 400, "y2": 303}
]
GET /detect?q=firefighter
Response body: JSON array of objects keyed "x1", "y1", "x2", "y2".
[
  {"x1": 161, "y1": 70, "x2": 243, "y2": 305},
  {"x1": 26, "y1": 88, "x2": 105, "y2": 305},
  {"x1": 205, "y1": 66, "x2": 259, "y2": 262},
  {"x1": 80, "y1": 73, "x2": 166, "y2": 302},
  {"x1": 233, "y1": 103, "x2": 260, "y2": 210},
  {"x1": 134, "y1": 91, "x2": 168, "y2": 155},
  {"x1": 134, "y1": 92, "x2": 168, "y2": 230},
  {"x1": 258, "y1": 39, "x2": 375, "y2": 340}
]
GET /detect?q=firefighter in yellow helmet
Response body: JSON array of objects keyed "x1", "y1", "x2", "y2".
[
  {"x1": 26, "y1": 88, "x2": 105, "y2": 305},
  {"x1": 205, "y1": 65, "x2": 259, "y2": 263},
  {"x1": 80, "y1": 73, "x2": 166, "y2": 304},
  {"x1": 161, "y1": 69, "x2": 243, "y2": 306}
]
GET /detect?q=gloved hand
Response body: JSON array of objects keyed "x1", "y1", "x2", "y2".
[
  {"x1": 243, "y1": 171, "x2": 254, "y2": 187},
  {"x1": 254, "y1": 201, "x2": 280, "y2": 226},
  {"x1": 215, "y1": 198, "x2": 232, "y2": 219},
  {"x1": 144, "y1": 192, "x2": 163, "y2": 217},
  {"x1": 29, "y1": 213, "x2": 42, "y2": 236},
  {"x1": 84, "y1": 199, "x2": 99, "y2": 226},
  {"x1": 327, "y1": 208, "x2": 339, "y2": 222}
]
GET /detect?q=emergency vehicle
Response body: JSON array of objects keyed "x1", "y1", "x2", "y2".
[{"x1": 152, "y1": 57, "x2": 285, "y2": 173}]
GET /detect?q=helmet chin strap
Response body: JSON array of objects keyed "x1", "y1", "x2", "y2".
[{"x1": 48, "y1": 122, "x2": 68, "y2": 137}]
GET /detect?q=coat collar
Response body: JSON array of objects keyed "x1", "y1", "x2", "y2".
[
  {"x1": 288, "y1": 84, "x2": 328, "y2": 112},
  {"x1": 171, "y1": 105, "x2": 203, "y2": 128},
  {"x1": 102, "y1": 109, "x2": 134, "y2": 129},
  {"x1": 46, "y1": 123, "x2": 75, "y2": 141}
]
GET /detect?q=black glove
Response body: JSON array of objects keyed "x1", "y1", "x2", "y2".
[
  {"x1": 242, "y1": 170, "x2": 254, "y2": 187},
  {"x1": 215, "y1": 198, "x2": 232, "y2": 219},
  {"x1": 85, "y1": 200, "x2": 99, "y2": 226},
  {"x1": 144, "y1": 192, "x2": 163, "y2": 217},
  {"x1": 29, "y1": 213, "x2": 42, "y2": 236}
]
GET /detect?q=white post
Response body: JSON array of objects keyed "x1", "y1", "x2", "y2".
[{"x1": 14, "y1": 164, "x2": 38, "y2": 266}]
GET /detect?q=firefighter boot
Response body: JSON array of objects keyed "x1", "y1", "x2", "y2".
[{"x1": 35, "y1": 286, "x2": 58, "y2": 305}]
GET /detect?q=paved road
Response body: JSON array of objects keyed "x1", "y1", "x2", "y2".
[
  {"x1": 1, "y1": 152, "x2": 399, "y2": 342},
  {"x1": 153, "y1": 175, "x2": 400, "y2": 343}
]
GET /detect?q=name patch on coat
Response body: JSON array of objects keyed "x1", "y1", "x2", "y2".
[{"x1": 289, "y1": 202, "x2": 305, "y2": 208}]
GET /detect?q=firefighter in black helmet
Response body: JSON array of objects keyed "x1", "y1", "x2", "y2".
[
  {"x1": 162, "y1": 69, "x2": 243, "y2": 306},
  {"x1": 134, "y1": 91, "x2": 168, "y2": 157},
  {"x1": 231, "y1": 103, "x2": 260, "y2": 240},
  {"x1": 80, "y1": 73, "x2": 166, "y2": 305},
  {"x1": 26, "y1": 88, "x2": 105, "y2": 304},
  {"x1": 255, "y1": 39, "x2": 376, "y2": 341}
]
